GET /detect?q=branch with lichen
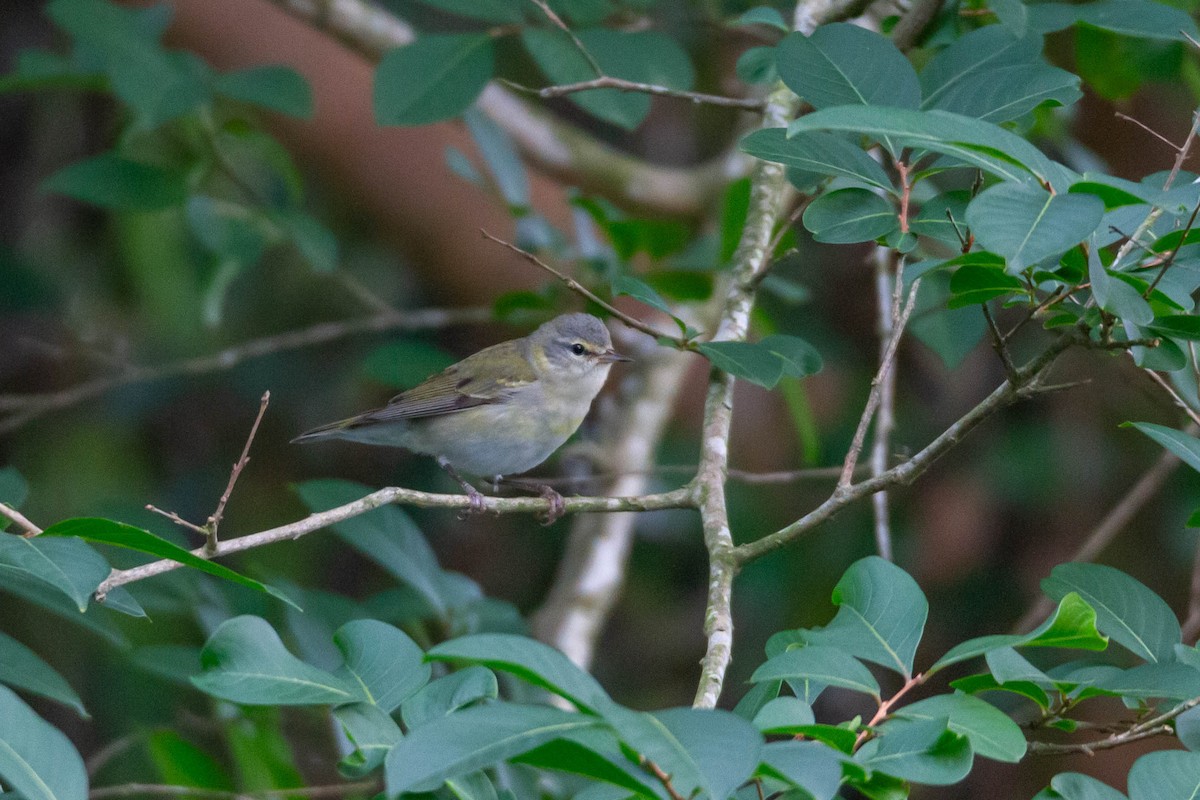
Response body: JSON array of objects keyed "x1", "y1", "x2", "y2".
[{"x1": 93, "y1": 484, "x2": 693, "y2": 600}]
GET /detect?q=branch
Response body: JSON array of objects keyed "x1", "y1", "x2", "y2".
[
  {"x1": 0, "y1": 307, "x2": 491, "y2": 435},
  {"x1": 264, "y1": 0, "x2": 750, "y2": 217},
  {"x1": 1183, "y1": 533, "x2": 1200, "y2": 642},
  {"x1": 0, "y1": 504, "x2": 42, "y2": 537},
  {"x1": 734, "y1": 330, "x2": 1081, "y2": 564},
  {"x1": 837, "y1": 270, "x2": 920, "y2": 490},
  {"x1": 869, "y1": 249, "x2": 903, "y2": 560},
  {"x1": 890, "y1": 0, "x2": 944, "y2": 51},
  {"x1": 1028, "y1": 696, "x2": 1200, "y2": 756},
  {"x1": 207, "y1": 391, "x2": 271, "y2": 552},
  {"x1": 518, "y1": 77, "x2": 766, "y2": 112},
  {"x1": 479, "y1": 229, "x2": 687, "y2": 345},
  {"x1": 94, "y1": 486, "x2": 693, "y2": 599}
]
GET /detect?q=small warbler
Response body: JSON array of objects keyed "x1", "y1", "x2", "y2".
[{"x1": 293, "y1": 312, "x2": 630, "y2": 519}]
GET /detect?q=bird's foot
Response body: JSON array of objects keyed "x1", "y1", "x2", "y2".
[
  {"x1": 458, "y1": 487, "x2": 489, "y2": 520},
  {"x1": 538, "y1": 484, "x2": 566, "y2": 526}
]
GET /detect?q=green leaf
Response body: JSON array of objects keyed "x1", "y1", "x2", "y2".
[
  {"x1": 521, "y1": 29, "x2": 693, "y2": 130},
  {"x1": 735, "y1": 6, "x2": 790, "y2": 31},
  {"x1": 1030, "y1": 0, "x2": 1200, "y2": 41},
  {"x1": 1177, "y1": 705, "x2": 1200, "y2": 752},
  {"x1": 214, "y1": 65, "x2": 313, "y2": 118},
  {"x1": 464, "y1": 109, "x2": 529, "y2": 211},
  {"x1": 651, "y1": 709, "x2": 763, "y2": 800},
  {"x1": 966, "y1": 183, "x2": 1104, "y2": 274},
  {"x1": 0, "y1": 568, "x2": 128, "y2": 648},
  {"x1": 1095, "y1": 662, "x2": 1200, "y2": 701},
  {"x1": 192, "y1": 615, "x2": 363, "y2": 705},
  {"x1": 950, "y1": 673, "x2": 1051, "y2": 708},
  {"x1": 1128, "y1": 750, "x2": 1200, "y2": 800},
  {"x1": 751, "y1": 645, "x2": 881, "y2": 698},
  {"x1": 752, "y1": 696, "x2": 815, "y2": 734},
  {"x1": 402, "y1": 666, "x2": 498, "y2": 730},
  {"x1": 334, "y1": 619, "x2": 429, "y2": 713},
  {"x1": 1148, "y1": 316, "x2": 1200, "y2": 341},
  {"x1": 0, "y1": 534, "x2": 109, "y2": 612},
  {"x1": 428, "y1": 634, "x2": 611, "y2": 713},
  {"x1": 385, "y1": 703, "x2": 600, "y2": 795},
  {"x1": 791, "y1": 724, "x2": 858, "y2": 753},
  {"x1": 0, "y1": 629, "x2": 86, "y2": 716},
  {"x1": 855, "y1": 718, "x2": 972, "y2": 786},
  {"x1": 146, "y1": 730, "x2": 233, "y2": 790},
  {"x1": 513, "y1": 729, "x2": 660, "y2": 798},
  {"x1": 40, "y1": 518, "x2": 298, "y2": 609},
  {"x1": 777, "y1": 24, "x2": 920, "y2": 110},
  {"x1": 802, "y1": 188, "x2": 898, "y2": 244},
  {"x1": 758, "y1": 741, "x2": 844, "y2": 800},
  {"x1": 602, "y1": 707, "x2": 762, "y2": 800},
  {"x1": 893, "y1": 693, "x2": 1025, "y2": 762},
  {"x1": 740, "y1": 129, "x2": 895, "y2": 193},
  {"x1": 801, "y1": 556, "x2": 928, "y2": 677},
  {"x1": 911, "y1": 191, "x2": 970, "y2": 245},
  {"x1": 1042, "y1": 773, "x2": 1128, "y2": 800},
  {"x1": 947, "y1": 263, "x2": 1024, "y2": 308},
  {"x1": 362, "y1": 340, "x2": 457, "y2": 390},
  {"x1": 789, "y1": 106, "x2": 1071, "y2": 189},
  {"x1": 334, "y1": 703, "x2": 402, "y2": 777},
  {"x1": 374, "y1": 34, "x2": 494, "y2": 125},
  {"x1": 1043, "y1": 563, "x2": 1181, "y2": 663},
  {"x1": 933, "y1": 592, "x2": 1107, "y2": 671},
  {"x1": 760, "y1": 334, "x2": 823, "y2": 378},
  {"x1": 273, "y1": 208, "x2": 338, "y2": 272},
  {"x1": 42, "y1": 153, "x2": 187, "y2": 210},
  {"x1": 695, "y1": 341, "x2": 784, "y2": 388},
  {"x1": 295, "y1": 480, "x2": 454, "y2": 618},
  {"x1": 920, "y1": 26, "x2": 1080, "y2": 123},
  {"x1": 1126, "y1": 422, "x2": 1200, "y2": 475},
  {"x1": 611, "y1": 275, "x2": 677, "y2": 321},
  {"x1": 0, "y1": 684, "x2": 86, "y2": 800}
]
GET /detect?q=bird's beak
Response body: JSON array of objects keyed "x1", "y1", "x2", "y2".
[{"x1": 597, "y1": 348, "x2": 633, "y2": 363}]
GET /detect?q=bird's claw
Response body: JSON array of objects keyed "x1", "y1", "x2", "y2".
[
  {"x1": 539, "y1": 485, "x2": 566, "y2": 526},
  {"x1": 457, "y1": 489, "x2": 490, "y2": 520}
]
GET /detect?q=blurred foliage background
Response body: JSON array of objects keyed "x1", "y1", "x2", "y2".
[{"x1": 4, "y1": 0, "x2": 1200, "y2": 796}]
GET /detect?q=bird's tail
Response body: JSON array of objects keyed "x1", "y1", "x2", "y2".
[{"x1": 290, "y1": 415, "x2": 362, "y2": 444}]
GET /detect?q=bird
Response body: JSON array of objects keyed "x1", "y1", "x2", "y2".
[{"x1": 292, "y1": 312, "x2": 630, "y2": 522}]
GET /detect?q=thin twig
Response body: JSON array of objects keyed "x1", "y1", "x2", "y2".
[
  {"x1": 0, "y1": 307, "x2": 491, "y2": 435},
  {"x1": 736, "y1": 329, "x2": 1083, "y2": 563},
  {"x1": 94, "y1": 486, "x2": 694, "y2": 598},
  {"x1": 983, "y1": 303, "x2": 1019, "y2": 382},
  {"x1": 838, "y1": 274, "x2": 921, "y2": 490},
  {"x1": 527, "y1": 0, "x2": 605, "y2": 77},
  {"x1": 1114, "y1": 111, "x2": 1183, "y2": 152},
  {"x1": 205, "y1": 391, "x2": 271, "y2": 553},
  {"x1": 1145, "y1": 198, "x2": 1200, "y2": 298},
  {"x1": 535, "y1": 463, "x2": 854, "y2": 488},
  {"x1": 515, "y1": 77, "x2": 766, "y2": 111},
  {"x1": 479, "y1": 229, "x2": 683, "y2": 344},
  {"x1": 144, "y1": 506, "x2": 208, "y2": 537},
  {"x1": 0, "y1": 503, "x2": 43, "y2": 537},
  {"x1": 1143, "y1": 368, "x2": 1200, "y2": 428},
  {"x1": 854, "y1": 672, "x2": 929, "y2": 750},
  {"x1": 642, "y1": 758, "x2": 686, "y2": 800},
  {"x1": 1028, "y1": 696, "x2": 1200, "y2": 756},
  {"x1": 88, "y1": 781, "x2": 379, "y2": 800}
]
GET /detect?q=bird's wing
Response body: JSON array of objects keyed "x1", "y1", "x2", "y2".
[{"x1": 359, "y1": 339, "x2": 536, "y2": 422}]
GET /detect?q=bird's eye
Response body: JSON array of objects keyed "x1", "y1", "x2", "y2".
[{"x1": 570, "y1": 343, "x2": 587, "y2": 356}]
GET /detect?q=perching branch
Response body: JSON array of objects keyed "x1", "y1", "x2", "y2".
[
  {"x1": 0, "y1": 307, "x2": 490, "y2": 435},
  {"x1": 95, "y1": 485, "x2": 693, "y2": 599},
  {"x1": 868, "y1": 249, "x2": 903, "y2": 561}
]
